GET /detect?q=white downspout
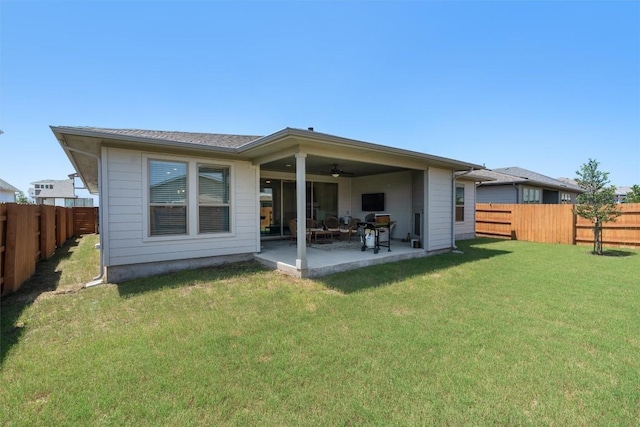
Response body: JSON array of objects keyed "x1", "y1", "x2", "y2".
[
  {"x1": 63, "y1": 145, "x2": 105, "y2": 286},
  {"x1": 452, "y1": 168, "x2": 474, "y2": 250}
]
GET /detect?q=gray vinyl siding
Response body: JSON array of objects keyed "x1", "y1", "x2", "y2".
[
  {"x1": 104, "y1": 147, "x2": 258, "y2": 267},
  {"x1": 476, "y1": 185, "x2": 518, "y2": 204},
  {"x1": 455, "y1": 178, "x2": 476, "y2": 240},
  {"x1": 427, "y1": 167, "x2": 453, "y2": 251},
  {"x1": 352, "y1": 171, "x2": 412, "y2": 238},
  {"x1": 106, "y1": 150, "x2": 143, "y2": 259},
  {"x1": 0, "y1": 190, "x2": 16, "y2": 203}
]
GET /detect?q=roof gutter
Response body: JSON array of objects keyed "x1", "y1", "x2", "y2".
[{"x1": 62, "y1": 144, "x2": 105, "y2": 287}]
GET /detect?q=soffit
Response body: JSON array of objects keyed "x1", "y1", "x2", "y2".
[
  {"x1": 260, "y1": 155, "x2": 406, "y2": 177},
  {"x1": 245, "y1": 130, "x2": 483, "y2": 176}
]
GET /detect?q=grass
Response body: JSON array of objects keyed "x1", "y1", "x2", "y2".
[{"x1": 1, "y1": 236, "x2": 639, "y2": 426}]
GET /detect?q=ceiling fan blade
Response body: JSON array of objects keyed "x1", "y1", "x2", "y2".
[{"x1": 331, "y1": 164, "x2": 354, "y2": 176}]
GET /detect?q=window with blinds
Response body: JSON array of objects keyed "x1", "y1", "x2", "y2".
[
  {"x1": 523, "y1": 187, "x2": 541, "y2": 204},
  {"x1": 455, "y1": 185, "x2": 465, "y2": 222},
  {"x1": 149, "y1": 160, "x2": 188, "y2": 235},
  {"x1": 198, "y1": 164, "x2": 230, "y2": 233}
]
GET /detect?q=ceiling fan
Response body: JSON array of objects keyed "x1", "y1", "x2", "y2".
[{"x1": 330, "y1": 164, "x2": 354, "y2": 178}]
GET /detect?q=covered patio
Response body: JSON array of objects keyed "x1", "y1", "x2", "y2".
[
  {"x1": 254, "y1": 239, "x2": 430, "y2": 278},
  {"x1": 248, "y1": 128, "x2": 482, "y2": 278}
]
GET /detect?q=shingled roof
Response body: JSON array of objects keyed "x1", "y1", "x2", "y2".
[
  {"x1": 0, "y1": 178, "x2": 20, "y2": 192},
  {"x1": 475, "y1": 167, "x2": 582, "y2": 192},
  {"x1": 66, "y1": 127, "x2": 264, "y2": 149}
]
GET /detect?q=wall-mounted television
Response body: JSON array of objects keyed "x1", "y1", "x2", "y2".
[{"x1": 362, "y1": 192, "x2": 385, "y2": 212}]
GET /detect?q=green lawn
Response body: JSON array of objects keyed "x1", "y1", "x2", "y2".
[{"x1": 1, "y1": 236, "x2": 639, "y2": 426}]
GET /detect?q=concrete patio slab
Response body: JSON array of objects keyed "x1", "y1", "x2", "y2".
[{"x1": 254, "y1": 239, "x2": 433, "y2": 278}]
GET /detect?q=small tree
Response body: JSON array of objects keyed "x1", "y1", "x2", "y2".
[
  {"x1": 626, "y1": 184, "x2": 640, "y2": 203},
  {"x1": 15, "y1": 191, "x2": 29, "y2": 204},
  {"x1": 574, "y1": 159, "x2": 621, "y2": 255}
]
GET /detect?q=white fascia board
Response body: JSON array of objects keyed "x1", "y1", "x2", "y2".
[
  {"x1": 240, "y1": 127, "x2": 484, "y2": 172},
  {"x1": 50, "y1": 126, "x2": 238, "y2": 155}
]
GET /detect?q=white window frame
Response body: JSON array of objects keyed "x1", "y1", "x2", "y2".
[
  {"x1": 148, "y1": 158, "x2": 189, "y2": 237},
  {"x1": 455, "y1": 184, "x2": 465, "y2": 222},
  {"x1": 142, "y1": 153, "x2": 235, "y2": 242},
  {"x1": 197, "y1": 162, "x2": 232, "y2": 235},
  {"x1": 523, "y1": 187, "x2": 541, "y2": 204}
]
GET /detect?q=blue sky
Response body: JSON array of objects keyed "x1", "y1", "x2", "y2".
[{"x1": 1, "y1": 0, "x2": 638, "y2": 200}]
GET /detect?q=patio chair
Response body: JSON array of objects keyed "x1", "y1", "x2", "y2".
[
  {"x1": 339, "y1": 217, "x2": 361, "y2": 241},
  {"x1": 288, "y1": 219, "x2": 311, "y2": 245},
  {"x1": 323, "y1": 216, "x2": 341, "y2": 240}
]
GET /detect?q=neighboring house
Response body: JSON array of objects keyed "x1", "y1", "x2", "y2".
[
  {"x1": 615, "y1": 186, "x2": 631, "y2": 204},
  {"x1": 475, "y1": 167, "x2": 583, "y2": 204},
  {"x1": 51, "y1": 126, "x2": 484, "y2": 282},
  {"x1": 29, "y1": 178, "x2": 94, "y2": 207},
  {"x1": 557, "y1": 178, "x2": 630, "y2": 204},
  {"x1": 0, "y1": 178, "x2": 20, "y2": 203}
]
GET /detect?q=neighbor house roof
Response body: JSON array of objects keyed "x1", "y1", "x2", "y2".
[
  {"x1": 30, "y1": 178, "x2": 68, "y2": 184},
  {"x1": 0, "y1": 178, "x2": 20, "y2": 192},
  {"x1": 457, "y1": 170, "x2": 496, "y2": 182},
  {"x1": 616, "y1": 186, "x2": 632, "y2": 195},
  {"x1": 475, "y1": 167, "x2": 583, "y2": 192}
]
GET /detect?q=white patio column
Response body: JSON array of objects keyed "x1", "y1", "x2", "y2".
[
  {"x1": 423, "y1": 167, "x2": 430, "y2": 252},
  {"x1": 295, "y1": 152, "x2": 308, "y2": 270}
]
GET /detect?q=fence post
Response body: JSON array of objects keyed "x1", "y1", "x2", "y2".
[
  {"x1": 40, "y1": 205, "x2": 57, "y2": 260},
  {"x1": 4, "y1": 204, "x2": 20, "y2": 294},
  {"x1": 56, "y1": 207, "x2": 66, "y2": 247},
  {"x1": 3, "y1": 204, "x2": 39, "y2": 295},
  {"x1": 66, "y1": 208, "x2": 74, "y2": 239},
  {"x1": 571, "y1": 208, "x2": 577, "y2": 246},
  {"x1": 0, "y1": 204, "x2": 8, "y2": 295}
]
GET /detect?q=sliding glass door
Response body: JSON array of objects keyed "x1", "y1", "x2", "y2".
[
  {"x1": 260, "y1": 178, "x2": 337, "y2": 238},
  {"x1": 307, "y1": 182, "x2": 338, "y2": 223}
]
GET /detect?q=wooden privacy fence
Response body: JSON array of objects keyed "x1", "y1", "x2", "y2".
[
  {"x1": 476, "y1": 203, "x2": 640, "y2": 248},
  {"x1": 0, "y1": 204, "x2": 99, "y2": 296},
  {"x1": 575, "y1": 204, "x2": 640, "y2": 247}
]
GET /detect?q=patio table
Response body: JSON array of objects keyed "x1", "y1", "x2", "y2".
[{"x1": 309, "y1": 228, "x2": 333, "y2": 244}]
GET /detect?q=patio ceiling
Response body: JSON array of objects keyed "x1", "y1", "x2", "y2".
[
  {"x1": 260, "y1": 155, "x2": 407, "y2": 178},
  {"x1": 243, "y1": 128, "x2": 484, "y2": 178}
]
